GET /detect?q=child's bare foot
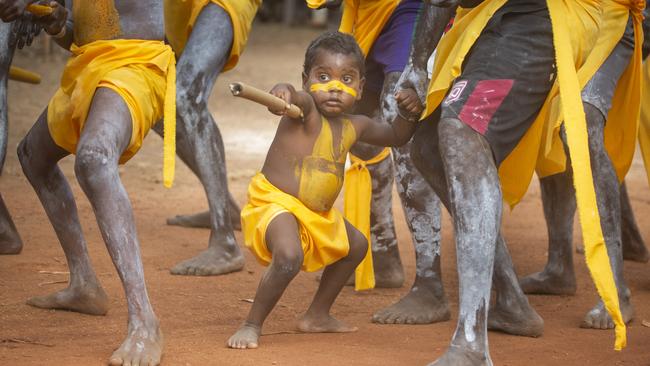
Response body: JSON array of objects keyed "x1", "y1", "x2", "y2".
[
  {"x1": 227, "y1": 323, "x2": 261, "y2": 349},
  {"x1": 297, "y1": 313, "x2": 358, "y2": 333}
]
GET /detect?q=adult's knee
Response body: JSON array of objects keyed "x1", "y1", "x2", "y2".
[
  {"x1": 74, "y1": 144, "x2": 117, "y2": 188},
  {"x1": 271, "y1": 246, "x2": 304, "y2": 277},
  {"x1": 17, "y1": 138, "x2": 42, "y2": 179}
]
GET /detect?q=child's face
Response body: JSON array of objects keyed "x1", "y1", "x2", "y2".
[{"x1": 303, "y1": 50, "x2": 365, "y2": 118}]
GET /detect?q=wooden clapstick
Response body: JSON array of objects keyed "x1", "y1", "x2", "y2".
[
  {"x1": 26, "y1": 4, "x2": 54, "y2": 17},
  {"x1": 230, "y1": 82, "x2": 303, "y2": 119},
  {"x1": 9, "y1": 66, "x2": 41, "y2": 84}
]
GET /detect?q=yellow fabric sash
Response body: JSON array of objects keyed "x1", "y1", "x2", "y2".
[
  {"x1": 309, "y1": 80, "x2": 358, "y2": 97},
  {"x1": 423, "y1": 0, "x2": 625, "y2": 349},
  {"x1": 640, "y1": 60, "x2": 650, "y2": 185},
  {"x1": 538, "y1": 0, "x2": 645, "y2": 183},
  {"x1": 344, "y1": 147, "x2": 391, "y2": 290},
  {"x1": 337, "y1": 0, "x2": 400, "y2": 55},
  {"x1": 164, "y1": 0, "x2": 260, "y2": 71}
]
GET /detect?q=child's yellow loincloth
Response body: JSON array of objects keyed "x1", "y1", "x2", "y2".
[
  {"x1": 164, "y1": 0, "x2": 261, "y2": 71},
  {"x1": 47, "y1": 40, "x2": 176, "y2": 187},
  {"x1": 241, "y1": 173, "x2": 350, "y2": 273}
]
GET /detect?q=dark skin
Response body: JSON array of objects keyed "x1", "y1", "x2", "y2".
[
  {"x1": 16, "y1": 1, "x2": 165, "y2": 365},
  {"x1": 227, "y1": 50, "x2": 422, "y2": 349}
]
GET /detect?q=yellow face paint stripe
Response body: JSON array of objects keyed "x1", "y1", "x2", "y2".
[{"x1": 310, "y1": 80, "x2": 358, "y2": 97}]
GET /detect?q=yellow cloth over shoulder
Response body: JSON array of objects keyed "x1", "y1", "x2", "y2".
[
  {"x1": 241, "y1": 173, "x2": 351, "y2": 273},
  {"x1": 344, "y1": 147, "x2": 391, "y2": 290},
  {"x1": 47, "y1": 39, "x2": 177, "y2": 187},
  {"x1": 423, "y1": 0, "x2": 626, "y2": 349},
  {"x1": 640, "y1": 61, "x2": 650, "y2": 185},
  {"x1": 164, "y1": 0, "x2": 261, "y2": 71},
  {"x1": 335, "y1": 0, "x2": 400, "y2": 55}
]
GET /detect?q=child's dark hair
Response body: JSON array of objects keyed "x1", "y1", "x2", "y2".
[{"x1": 303, "y1": 31, "x2": 365, "y2": 76}]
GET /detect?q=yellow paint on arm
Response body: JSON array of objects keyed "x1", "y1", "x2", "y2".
[{"x1": 73, "y1": 0, "x2": 121, "y2": 45}]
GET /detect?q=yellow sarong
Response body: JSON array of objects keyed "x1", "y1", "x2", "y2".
[
  {"x1": 639, "y1": 60, "x2": 650, "y2": 185},
  {"x1": 164, "y1": 0, "x2": 260, "y2": 71},
  {"x1": 423, "y1": 0, "x2": 626, "y2": 349},
  {"x1": 336, "y1": 0, "x2": 400, "y2": 55},
  {"x1": 47, "y1": 39, "x2": 177, "y2": 187},
  {"x1": 242, "y1": 173, "x2": 350, "y2": 273}
]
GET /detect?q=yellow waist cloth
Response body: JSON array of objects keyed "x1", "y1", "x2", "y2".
[
  {"x1": 241, "y1": 173, "x2": 350, "y2": 273},
  {"x1": 537, "y1": 0, "x2": 645, "y2": 182},
  {"x1": 47, "y1": 39, "x2": 177, "y2": 187},
  {"x1": 336, "y1": 0, "x2": 400, "y2": 55},
  {"x1": 164, "y1": 0, "x2": 260, "y2": 71},
  {"x1": 640, "y1": 60, "x2": 650, "y2": 185},
  {"x1": 423, "y1": 0, "x2": 625, "y2": 349},
  {"x1": 343, "y1": 147, "x2": 391, "y2": 291}
]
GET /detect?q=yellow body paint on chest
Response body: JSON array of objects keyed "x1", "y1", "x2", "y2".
[
  {"x1": 309, "y1": 80, "x2": 357, "y2": 97},
  {"x1": 73, "y1": 0, "x2": 121, "y2": 46},
  {"x1": 297, "y1": 117, "x2": 356, "y2": 212}
]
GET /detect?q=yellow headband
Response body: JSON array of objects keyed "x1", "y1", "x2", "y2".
[{"x1": 310, "y1": 80, "x2": 357, "y2": 97}]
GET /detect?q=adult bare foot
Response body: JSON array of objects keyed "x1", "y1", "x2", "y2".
[
  {"x1": 580, "y1": 298, "x2": 634, "y2": 330},
  {"x1": 372, "y1": 285, "x2": 450, "y2": 324},
  {"x1": 428, "y1": 345, "x2": 492, "y2": 366},
  {"x1": 170, "y1": 247, "x2": 244, "y2": 276},
  {"x1": 108, "y1": 320, "x2": 163, "y2": 366},
  {"x1": 297, "y1": 313, "x2": 358, "y2": 333},
  {"x1": 27, "y1": 282, "x2": 109, "y2": 315},
  {"x1": 166, "y1": 210, "x2": 242, "y2": 231},
  {"x1": 488, "y1": 301, "x2": 543, "y2": 337},
  {"x1": 227, "y1": 323, "x2": 261, "y2": 349},
  {"x1": 519, "y1": 269, "x2": 576, "y2": 295}
]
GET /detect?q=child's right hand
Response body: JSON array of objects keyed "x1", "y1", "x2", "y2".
[{"x1": 269, "y1": 83, "x2": 295, "y2": 116}]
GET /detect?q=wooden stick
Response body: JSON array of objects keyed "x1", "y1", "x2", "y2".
[
  {"x1": 9, "y1": 66, "x2": 41, "y2": 84},
  {"x1": 26, "y1": 4, "x2": 53, "y2": 17},
  {"x1": 229, "y1": 82, "x2": 303, "y2": 119}
]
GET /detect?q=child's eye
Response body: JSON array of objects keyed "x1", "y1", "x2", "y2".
[
  {"x1": 319, "y1": 74, "x2": 330, "y2": 81},
  {"x1": 342, "y1": 76, "x2": 353, "y2": 83}
]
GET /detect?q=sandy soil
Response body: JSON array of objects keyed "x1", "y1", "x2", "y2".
[{"x1": 1, "y1": 23, "x2": 650, "y2": 366}]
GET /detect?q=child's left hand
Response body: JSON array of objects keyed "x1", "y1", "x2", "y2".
[
  {"x1": 395, "y1": 88, "x2": 423, "y2": 121},
  {"x1": 34, "y1": 1, "x2": 66, "y2": 37}
]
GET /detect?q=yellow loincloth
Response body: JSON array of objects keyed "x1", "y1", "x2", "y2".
[
  {"x1": 422, "y1": 0, "x2": 626, "y2": 349},
  {"x1": 47, "y1": 39, "x2": 177, "y2": 187},
  {"x1": 640, "y1": 60, "x2": 650, "y2": 185},
  {"x1": 241, "y1": 173, "x2": 351, "y2": 273},
  {"x1": 343, "y1": 147, "x2": 391, "y2": 290},
  {"x1": 537, "y1": 0, "x2": 646, "y2": 183},
  {"x1": 164, "y1": 0, "x2": 260, "y2": 71},
  {"x1": 332, "y1": 0, "x2": 400, "y2": 56}
]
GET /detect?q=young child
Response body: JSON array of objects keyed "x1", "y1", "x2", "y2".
[{"x1": 227, "y1": 31, "x2": 423, "y2": 349}]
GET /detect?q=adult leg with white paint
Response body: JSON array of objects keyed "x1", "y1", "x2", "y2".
[
  {"x1": 153, "y1": 3, "x2": 245, "y2": 276},
  {"x1": 620, "y1": 182, "x2": 648, "y2": 262},
  {"x1": 371, "y1": 72, "x2": 449, "y2": 324}
]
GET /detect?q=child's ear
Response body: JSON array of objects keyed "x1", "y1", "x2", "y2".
[
  {"x1": 302, "y1": 72, "x2": 308, "y2": 89},
  {"x1": 356, "y1": 76, "x2": 365, "y2": 101}
]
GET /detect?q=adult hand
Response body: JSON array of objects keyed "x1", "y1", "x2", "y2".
[
  {"x1": 397, "y1": 63, "x2": 430, "y2": 105},
  {"x1": 11, "y1": 13, "x2": 40, "y2": 49},
  {"x1": 33, "y1": 1, "x2": 66, "y2": 36},
  {"x1": 0, "y1": 0, "x2": 32, "y2": 22}
]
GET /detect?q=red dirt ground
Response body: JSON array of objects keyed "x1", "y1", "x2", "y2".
[{"x1": 1, "y1": 24, "x2": 650, "y2": 366}]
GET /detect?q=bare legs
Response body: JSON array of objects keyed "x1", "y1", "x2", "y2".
[
  {"x1": 520, "y1": 104, "x2": 634, "y2": 330},
  {"x1": 153, "y1": 4, "x2": 244, "y2": 276},
  {"x1": 227, "y1": 214, "x2": 366, "y2": 349},
  {"x1": 19, "y1": 89, "x2": 162, "y2": 365},
  {"x1": 620, "y1": 182, "x2": 648, "y2": 262},
  {"x1": 0, "y1": 195, "x2": 22, "y2": 254}
]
